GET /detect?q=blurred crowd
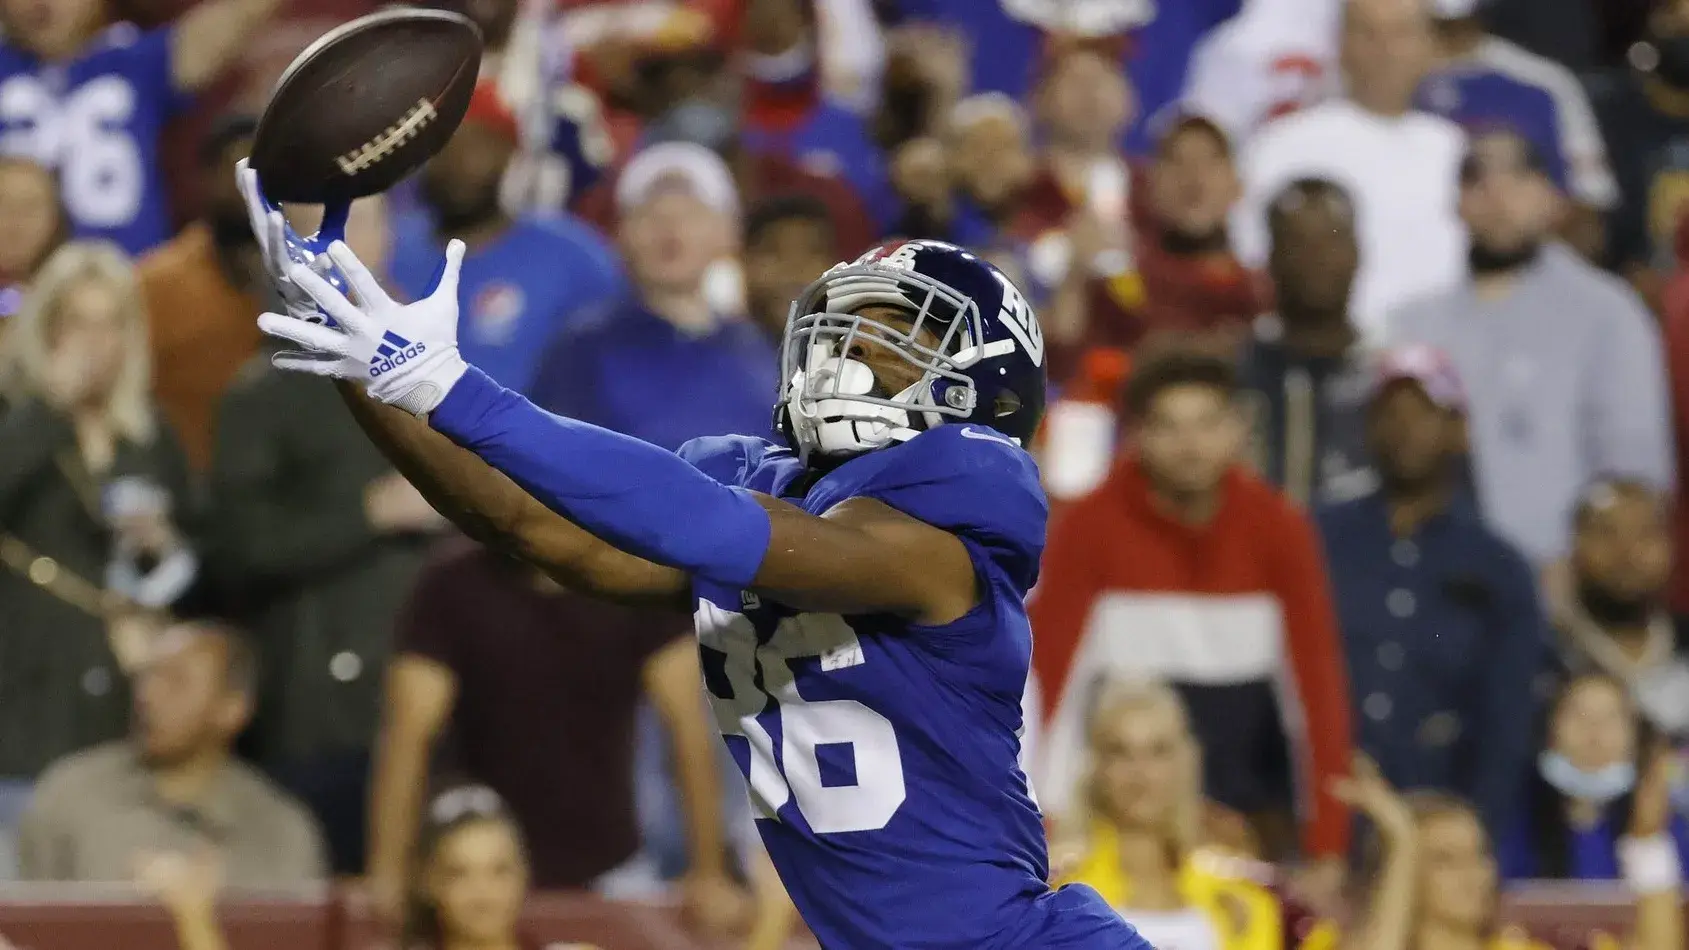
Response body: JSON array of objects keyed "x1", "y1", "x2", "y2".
[{"x1": 3, "y1": 0, "x2": 1689, "y2": 947}]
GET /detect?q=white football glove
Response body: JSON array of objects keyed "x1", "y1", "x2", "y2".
[
  {"x1": 256, "y1": 239, "x2": 470, "y2": 416},
  {"x1": 234, "y1": 158, "x2": 346, "y2": 325}
]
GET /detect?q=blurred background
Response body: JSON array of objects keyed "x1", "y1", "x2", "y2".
[{"x1": 2, "y1": 0, "x2": 1689, "y2": 947}]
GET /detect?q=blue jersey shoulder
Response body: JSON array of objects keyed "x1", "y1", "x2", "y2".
[
  {"x1": 685, "y1": 426, "x2": 1047, "y2": 592},
  {"x1": 854, "y1": 425, "x2": 1047, "y2": 593}
]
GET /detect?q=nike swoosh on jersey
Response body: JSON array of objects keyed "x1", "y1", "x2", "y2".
[{"x1": 958, "y1": 426, "x2": 1019, "y2": 447}]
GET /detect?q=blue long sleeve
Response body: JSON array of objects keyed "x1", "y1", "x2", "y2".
[{"x1": 429, "y1": 366, "x2": 772, "y2": 587}]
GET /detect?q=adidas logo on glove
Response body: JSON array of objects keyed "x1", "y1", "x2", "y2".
[{"x1": 369, "y1": 330, "x2": 426, "y2": 378}]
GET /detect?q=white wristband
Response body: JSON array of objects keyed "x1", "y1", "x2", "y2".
[{"x1": 1618, "y1": 835, "x2": 1683, "y2": 894}]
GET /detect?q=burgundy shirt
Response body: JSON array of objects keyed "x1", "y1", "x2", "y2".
[{"x1": 397, "y1": 540, "x2": 691, "y2": 887}]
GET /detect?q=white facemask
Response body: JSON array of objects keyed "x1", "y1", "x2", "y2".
[{"x1": 784, "y1": 344, "x2": 932, "y2": 457}]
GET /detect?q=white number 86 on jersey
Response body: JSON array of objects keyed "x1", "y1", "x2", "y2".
[{"x1": 695, "y1": 601, "x2": 907, "y2": 835}]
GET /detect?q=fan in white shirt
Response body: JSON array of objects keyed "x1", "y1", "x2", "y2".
[{"x1": 1231, "y1": 0, "x2": 1467, "y2": 345}]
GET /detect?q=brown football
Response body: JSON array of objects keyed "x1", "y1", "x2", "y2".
[{"x1": 250, "y1": 8, "x2": 483, "y2": 205}]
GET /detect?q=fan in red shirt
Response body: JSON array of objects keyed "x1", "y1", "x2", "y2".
[{"x1": 1029, "y1": 345, "x2": 1353, "y2": 884}]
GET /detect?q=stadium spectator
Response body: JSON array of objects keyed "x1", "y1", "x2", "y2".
[
  {"x1": 1589, "y1": 0, "x2": 1689, "y2": 300},
  {"x1": 1317, "y1": 344, "x2": 1544, "y2": 835},
  {"x1": 209, "y1": 293, "x2": 445, "y2": 873},
  {"x1": 1330, "y1": 753, "x2": 1682, "y2": 950},
  {"x1": 0, "y1": 157, "x2": 66, "y2": 330},
  {"x1": 940, "y1": 94, "x2": 1036, "y2": 250},
  {"x1": 1179, "y1": 0, "x2": 1341, "y2": 146},
  {"x1": 400, "y1": 785, "x2": 532, "y2": 950},
  {"x1": 366, "y1": 541, "x2": 741, "y2": 925},
  {"x1": 1053, "y1": 679, "x2": 1317, "y2": 948},
  {"x1": 1550, "y1": 480, "x2": 1689, "y2": 740},
  {"x1": 1011, "y1": 43, "x2": 1137, "y2": 370},
  {"x1": 1123, "y1": 114, "x2": 1261, "y2": 349},
  {"x1": 1236, "y1": 178, "x2": 1371, "y2": 507},
  {"x1": 738, "y1": 0, "x2": 896, "y2": 229},
  {"x1": 1030, "y1": 348, "x2": 1352, "y2": 873},
  {"x1": 1500, "y1": 672, "x2": 1689, "y2": 882},
  {"x1": 531, "y1": 141, "x2": 778, "y2": 450},
  {"x1": 0, "y1": 243, "x2": 197, "y2": 845},
  {"x1": 1389, "y1": 129, "x2": 1674, "y2": 567},
  {"x1": 742, "y1": 194, "x2": 840, "y2": 340},
  {"x1": 387, "y1": 81, "x2": 624, "y2": 395},
  {"x1": 578, "y1": 96, "x2": 876, "y2": 259},
  {"x1": 887, "y1": 94, "x2": 1035, "y2": 255},
  {"x1": 1233, "y1": 0, "x2": 1467, "y2": 343},
  {"x1": 1421, "y1": 0, "x2": 1618, "y2": 260},
  {"x1": 0, "y1": 0, "x2": 281, "y2": 255},
  {"x1": 17, "y1": 620, "x2": 326, "y2": 886},
  {"x1": 137, "y1": 115, "x2": 264, "y2": 473}
]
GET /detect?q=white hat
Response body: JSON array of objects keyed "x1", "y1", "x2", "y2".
[{"x1": 614, "y1": 141, "x2": 740, "y2": 218}]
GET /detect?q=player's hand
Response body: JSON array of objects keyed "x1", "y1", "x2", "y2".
[
  {"x1": 257, "y1": 239, "x2": 469, "y2": 416},
  {"x1": 235, "y1": 157, "x2": 350, "y2": 325}
]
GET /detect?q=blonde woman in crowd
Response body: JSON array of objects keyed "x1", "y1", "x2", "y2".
[
  {"x1": 1333, "y1": 753, "x2": 1684, "y2": 950},
  {"x1": 1054, "y1": 679, "x2": 1322, "y2": 950},
  {"x1": 0, "y1": 241, "x2": 198, "y2": 868}
]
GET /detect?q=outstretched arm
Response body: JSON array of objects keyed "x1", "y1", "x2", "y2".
[
  {"x1": 258, "y1": 232, "x2": 979, "y2": 625},
  {"x1": 336, "y1": 382, "x2": 690, "y2": 608},
  {"x1": 427, "y1": 366, "x2": 978, "y2": 625}
]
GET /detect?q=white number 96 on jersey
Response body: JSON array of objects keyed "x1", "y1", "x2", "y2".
[{"x1": 694, "y1": 601, "x2": 907, "y2": 834}]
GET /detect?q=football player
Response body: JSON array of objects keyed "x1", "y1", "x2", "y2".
[{"x1": 236, "y1": 161, "x2": 1151, "y2": 949}]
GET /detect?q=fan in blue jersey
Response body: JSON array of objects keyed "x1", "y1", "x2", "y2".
[
  {"x1": 235, "y1": 159, "x2": 1152, "y2": 949},
  {"x1": 0, "y1": 0, "x2": 280, "y2": 255}
]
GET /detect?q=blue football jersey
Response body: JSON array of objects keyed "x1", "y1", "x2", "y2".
[
  {"x1": 680, "y1": 425, "x2": 1148, "y2": 949},
  {"x1": 0, "y1": 24, "x2": 189, "y2": 256}
]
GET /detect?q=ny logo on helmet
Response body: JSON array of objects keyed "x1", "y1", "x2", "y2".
[{"x1": 995, "y1": 274, "x2": 1043, "y2": 368}]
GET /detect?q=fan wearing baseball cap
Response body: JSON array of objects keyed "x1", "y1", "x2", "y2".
[{"x1": 1315, "y1": 344, "x2": 1547, "y2": 836}]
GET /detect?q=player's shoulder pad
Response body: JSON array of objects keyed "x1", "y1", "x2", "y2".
[
  {"x1": 862, "y1": 424, "x2": 1048, "y2": 590},
  {"x1": 676, "y1": 434, "x2": 789, "y2": 489}
]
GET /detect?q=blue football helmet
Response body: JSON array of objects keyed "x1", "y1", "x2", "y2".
[{"x1": 775, "y1": 240, "x2": 1048, "y2": 461}]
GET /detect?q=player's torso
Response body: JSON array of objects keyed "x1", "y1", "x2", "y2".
[
  {"x1": 691, "y1": 446, "x2": 1059, "y2": 948},
  {"x1": 0, "y1": 26, "x2": 177, "y2": 254}
]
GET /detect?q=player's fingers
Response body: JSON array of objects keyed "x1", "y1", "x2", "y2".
[
  {"x1": 429, "y1": 239, "x2": 468, "y2": 302},
  {"x1": 325, "y1": 241, "x2": 394, "y2": 309},
  {"x1": 257, "y1": 312, "x2": 354, "y2": 356},
  {"x1": 284, "y1": 264, "x2": 374, "y2": 337},
  {"x1": 272, "y1": 349, "x2": 350, "y2": 376},
  {"x1": 262, "y1": 209, "x2": 296, "y2": 276}
]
